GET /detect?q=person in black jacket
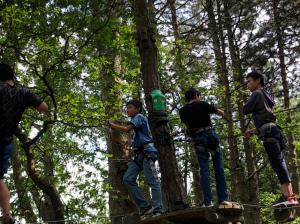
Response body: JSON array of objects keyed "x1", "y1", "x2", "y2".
[
  {"x1": 0, "y1": 63, "x2": 48, "y2": 223},
  {"x1": 243, "y1": 71, "x2": 298, "y2": 207}
]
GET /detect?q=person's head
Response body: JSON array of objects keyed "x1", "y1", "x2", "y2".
[
  {"x1": 0, "y1": 63, "x2": 14, "y2": 82},
  {"x1": 185, "y1": 87, "x2": 201, "y2": 102},
  {"x1": 246, "y1": 71, "x2": 264, "y2": 92},
  {"x1": 126, "y1": 99, "x2": 143, "y2": 117}
]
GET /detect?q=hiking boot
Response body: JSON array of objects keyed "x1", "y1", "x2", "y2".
[
  {"x1": 272, "y1": 194, "x2": 299, "y2": 207},
  {"x1": 199, "y1": 201, "x2": 213, "y2": 208}
]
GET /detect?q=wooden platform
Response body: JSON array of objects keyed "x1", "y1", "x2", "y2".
[{"x1": 139, "y1": 205, "x2": 244, "y2": 224}]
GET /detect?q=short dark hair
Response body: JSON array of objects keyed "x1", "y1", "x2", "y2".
[
  {"x1": 246, "y1": 71, "x2": 264, "y2": 86},
  {"x1": 0, "y1": 63, "x2": 14, "y2": 81},
  {"x1": 126, "y1": 99, "x2": 143, "y2": 113},
  {"x1": 185, "y1": 87, "x2": 200, "y2": 102}
]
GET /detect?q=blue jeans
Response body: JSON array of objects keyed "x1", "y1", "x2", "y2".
[
  {"x1": 262, "y1": 125, "x2": 291, "y2": 184},
  {"x1": 123, "y1": 152, "x2": 163, "y2": 212},
  {"x1": 0, "y1": 143, "x2": 14, "y2": 179},
  {"x1": 192, "y1": 129, "x2": 228, "y2": 204}
]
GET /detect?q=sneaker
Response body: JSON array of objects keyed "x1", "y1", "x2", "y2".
[
  {"x1": 272, "y1": 194, "x2": 298, "y2": 207},
  {"x1": 272, "y1": 194, "x2": 288, "y2": 207},
  {"x1": 287, "y1": 194, "x2": 299, "y2": 206},
  {"x1": 140, "y1": 206, "x2": 154, "y2": 216},
  {"x1": 199, "y1": 201, "x2": 213, "y2": 208},
  {"x1": 152, "y1": 211, "x2": 162, "y2": 217}
]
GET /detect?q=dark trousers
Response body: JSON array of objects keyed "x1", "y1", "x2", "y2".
[
  {"x1": 262, "y1": 125, "x2": 291, "y2": 184},
  {"x1": 192, "y1": 129, "x2": 228, "y2": 204},
  {"x1": 0, "y1": 143, "x2": 14, "y2": 179}
]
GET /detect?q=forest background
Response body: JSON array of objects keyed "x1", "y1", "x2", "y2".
[{"x1": 0, "y1": 0, "x2": 299, "y2": 223}]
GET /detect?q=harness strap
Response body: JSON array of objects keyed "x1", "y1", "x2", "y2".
[
  {"x1": 193, "y1": 126, "x2": 212, "y2": 135},
  {"x1": 258, "y1": 122, "x2": 277, "y2": 138},
  {"x1": 263, "y1": 137, "x2": 278, "y2": 143}
]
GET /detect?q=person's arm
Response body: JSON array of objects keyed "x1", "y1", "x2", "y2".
[
  {"x1": 25, "y1": 89, "x2": 48, "y2": 113},
  {"x1": 204, "y1": 102, "x2": 225, "y2": 118},
  {"x1": 243, "y1": 91, "x2": 259, "y2": 115},
  {"x1": 36, "y1": 102, "x2": 48, "y2": 112},
  {"x1": 108, "y1": 120, "x2": 134, "y2": 133},
  {"x1": 215, "y1": 109, "x2": 224, "y2": 117},
  {"x1": 179, "y1": 108, "x2": 187, "y2": 124},
  {"x1": 244, "y1": 128, "x2": 257, "y2": 140}
]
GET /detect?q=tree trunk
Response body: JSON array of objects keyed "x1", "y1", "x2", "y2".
[
  {"x1": 11, "y1": 144, "x2": 38, "y2": 223},
  {"x1": 133, "y1": 0, "x2": 188, "y2": 211},
  {"x1": 39, "y1": 195, "x2": 56, "y2": 222},
  {"x1": 39, "y1": 154, "x2": 56, "y2": 221},
  {"x1": 189, "y1": 144, "x2": 203, "y2": 204},
  {"x1": 169, "y1": 0, "x2": 203, "y2": 205},
  {"x1": 222, "y1": 1, "x2": 260, "y2": 223},
  {"x1": 108, "y1": 126, "x2": 139, "y2": 224},
  {"x1": 206, "y1": 0, "x2": 247, "y2": 203},
  {"x1": 90, "y1": 2, "x2": 139, "y2": 219},
  {"x1": 272, "y1": 0, "x2": 299, "y2": 194},
  {"x1": 29, "y1": 185, "x2": 46, "y2": 222},
  {"x1": 99, "y1": 44, "x2": 139, "y2": 223},
  {"x1": 15, "y1": 129, "x2": 65, "y2": 224},
  {"x1": 168, "y1": 0, "x2": 186, "y2": 88},
  {"x1": 183, "y1": 147, "x2": 189, "y2": 196}
]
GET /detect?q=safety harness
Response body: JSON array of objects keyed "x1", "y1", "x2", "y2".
[
  {"x1": 258, "y1": 122, "x2": 277, "y2": 139},
  {"x1": 258, "y1": 122, "x2": 287, "y2": 150},
  {"x1": 133, "y1": 142, "x2": 156, "y2": 170}
]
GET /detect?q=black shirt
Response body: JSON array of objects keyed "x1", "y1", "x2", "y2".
[
  {"x1": 179, "y1": 101, "x2": 217, "y2": 134},
  {"x1": 0, "y1": 83, "x2": 43, "y2": 143}
]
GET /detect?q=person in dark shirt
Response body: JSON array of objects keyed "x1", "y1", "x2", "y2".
[
  {"x1": 0, "y1": 63, "x2": 48, "y2": 223},
  {"x1": 179, "y1": 88, "x2": 229, "y2": 207},
  {"x1": 243, "y1": 71, "x2": 298, "y2": 207},
  {"x1": 108, "y1": 100, "x2": 163, "y2": 218}
]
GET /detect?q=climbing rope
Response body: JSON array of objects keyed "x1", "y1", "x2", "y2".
[{"x1": 241, "y1": 203, "x2": 300, "y2": 210}]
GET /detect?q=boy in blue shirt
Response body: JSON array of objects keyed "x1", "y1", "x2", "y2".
[{"x1": 109, "y1": 100, "x2": 163, "y2": 218}]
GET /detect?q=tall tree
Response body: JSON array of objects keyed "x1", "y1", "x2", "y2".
[
  {"x1": 271, "y1": 0, "x2": 299, "y2": 194},
  {"x1": 11, "y1": 144, "x2": 38, "y2": 223},
  {"x1": 222, "y1": 1, "x2": 260, "y2": 222},
  {"x1": 205, "y1": 0, "x2": 247, "y2": 204},
  {"x1": 132, "y1": 0, "x2": 188, "y2": 211},
  {"x1": 100, "y1": 32, "x2": 139, "y2": 224},
  {"x1": 167, "y1": 0, "x2": 203, "y2": 204}
]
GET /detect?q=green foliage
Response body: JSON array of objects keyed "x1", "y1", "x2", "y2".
[{"x1": 0, "y1": 0, "x2": 299, "y2": 223}]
